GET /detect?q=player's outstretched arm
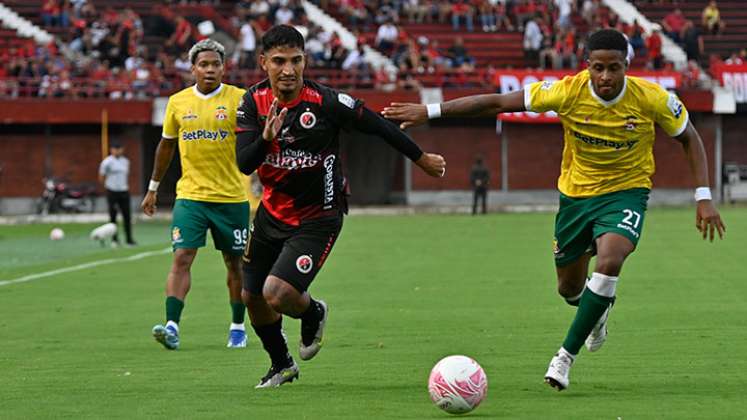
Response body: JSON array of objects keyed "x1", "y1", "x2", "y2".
[
  {"x1": 382, "y1": 90, "x2": 526, "y2": 130},
  {"x1": 141, "y1": 137, "x2": 176, "y2": 216},
  {"x1": 674, "y1": 121, "x2": 726, "y2": 241},
  {"x1": 353, "y1": 107, "x2": 445, "y2": 178}
]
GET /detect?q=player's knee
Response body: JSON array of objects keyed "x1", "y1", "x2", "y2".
[
  {"x1": 172, "y1": 250, "x2": 196, "y2": 273},
  {"x1": 557, "y1": 281, "x2": 583, "y2": 299},
  {"x1": 595, "y1": 253, "x2": 626, "y2": 276}
]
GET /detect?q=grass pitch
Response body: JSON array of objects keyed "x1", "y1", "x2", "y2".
[{"x1": 1, "y1": 208, "x2": 745, "y2": 419}]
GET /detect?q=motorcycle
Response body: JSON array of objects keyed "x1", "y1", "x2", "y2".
[{"x1": 37, "y1": 177, "x2": 97, "y2": 214}]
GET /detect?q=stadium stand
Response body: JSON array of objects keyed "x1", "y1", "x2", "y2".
[{"x1": 635, "y1": 1, "x2": 747, "y2": 67}]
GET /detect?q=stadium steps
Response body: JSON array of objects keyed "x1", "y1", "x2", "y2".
[{"x1": 636, "y1": 0, "x2": 747, "y2": 60}]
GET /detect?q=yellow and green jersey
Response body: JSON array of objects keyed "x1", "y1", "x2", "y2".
[
  {"x1": 524, "y1": 70, "x2": 689, "y2": 198},
  {"x1": 162, "y1": 83, "x2": 247, "y2": 203}
]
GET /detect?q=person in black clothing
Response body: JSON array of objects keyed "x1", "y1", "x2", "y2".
[
  {"x1": 470, "y1": 156, "x2": 489, "y2": 215},
  {"x1": 235, "y1": 25, "x2": 446, "y2": 388},
  {"x1": 99, "y1": 143, "x2": 136, "y2": 246}
]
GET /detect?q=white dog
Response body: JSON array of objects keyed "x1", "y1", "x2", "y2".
[{"x1": 90, "y1": 222, "x2": 118, "y2": 246}]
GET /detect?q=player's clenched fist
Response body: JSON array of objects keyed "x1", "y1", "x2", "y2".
[
  {"x1": 416, "y1": 153, "x2": 447, "y2": 178},
  {"x1": 141, "y1": 191, "x2": 157, "y2": 216}
]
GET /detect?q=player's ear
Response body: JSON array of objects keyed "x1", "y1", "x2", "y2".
[{"x1": 259, "y1": 54, "x2": 267, "y2": 72}]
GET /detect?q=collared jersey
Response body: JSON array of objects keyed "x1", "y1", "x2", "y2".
[
  {"x1": 524, "y1": 70, "x2": 689, "y2": 197},
  {"x1": 236, "y1": 79, "x2": 365, "y2": 225},
  {"x1": 162, "y1": 83, "x2": 248, "y2": 203}
]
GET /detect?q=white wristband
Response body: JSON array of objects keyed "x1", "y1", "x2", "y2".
[
  {"x1": 694, "y1": 187, "x2": 712, "y2": 201},
  {"x1": 426, "y1": 103, "x2": 442, "y2": 119},
  {"x1": 148, "y1": 180, "x2": 160, "y2": 192}
]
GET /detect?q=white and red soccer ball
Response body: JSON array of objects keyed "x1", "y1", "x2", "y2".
[
  {"x1": 428, "y1": 355, "x2": 488, "y2": 415},
  {"x1": 49, "y1": 227, "x2": 65, "y2": 241}
]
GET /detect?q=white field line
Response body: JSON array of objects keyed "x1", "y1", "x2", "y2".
[{"x1": 0, "y1": 247, "x2": 171, "y2": 287}]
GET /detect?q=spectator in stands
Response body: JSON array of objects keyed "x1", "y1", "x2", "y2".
[
  {"x1": 682, "y1": 59, "x2": 701, "y2": 89},
  {"x1": 523, "y1": 14, "x2": 542, "y2": 68},
  {"x1": 725, "y1": 51, "x2": 744, "y2": 65},
  {"x1": 375, "y1": 18, "x2": 399, "y2": 56},
  {"x1": 376, "y1": 1, "x2": 400, "y2": 25},
  {"x1": 41, "y1": 0, "x2": 62, "y2": 27},
  {"x1": 560, "y1": 27, "x2": 578, "y2": 69},
  {"x1": 343, "y1": 0, "x2": 371, "y2": 29},
  {"x1": 404, "y1": 0, "x2": 428, "y2": 24},
  {"x1": 646, "y1": 25, "x2": 663, "y2": 70},
  {"x1": 446, "y1": 36, "x2": 475, "y2": 70},
  {"x1": 661, "y1": 8, "x2": 686, "y2": 43},
  {"x1": 555, "y1": 0, "x2": 574, "y2": 31},
  {"x1": 627, "y1": 19, "x2": 645, "y2": 53},
  {"x1": 249, "y1": 0, "x2": 271, "y2": 19},
  {"x1": 166, "y1": 15, "x2": 194, "y2": 55},
  {"x1": 450, "y1": 0, "x2": 474, "y2": 32},
  {"x1": 238, "y1": 17, "x2": 257, "y2": 69},
  {"x1": 539, "y1": 30, "x2": 560, "y2": 69},
  {"x1": 581, "y1": 0, "x2": 598, "y2": 27},
  {"x1": 702, "y1": 1, "x2": 725, "y2": 35},
  {"x1": 680, "y1": 20, "x2": 703, "y2": 65},
  {"x1": 275, "y1": 4, "x2": 295, "y2": 25}
]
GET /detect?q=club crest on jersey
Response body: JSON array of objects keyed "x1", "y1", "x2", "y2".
[
  {"x1": 296, "y1": 255, "x2": 313, "y2": 274},
  {"x1": 625, "y1": 116, "x2": 637, "y2": 131},
  {"x1": 300, "y1": 111, "x2": 316, "y2": 129},
  {"x1": 172, "y1": 227, "x2": 183, "y2": 243},
  {"x1": 215, "y1": 105, "x2": 228, "y2": 120}
]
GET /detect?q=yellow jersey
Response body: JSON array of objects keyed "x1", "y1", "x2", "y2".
[
  {"x1": 524, "y1": 70, "x2": 689, "y2": 197},
  {"x1": 162, "y1": 83, "x2": 248, "y2": 203}
]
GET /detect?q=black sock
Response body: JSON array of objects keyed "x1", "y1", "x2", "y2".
[
  {"x1": 252, "y1": 318, "x2": 292, "y2": 367},
  {"x1": 300, "y1": 298, "x2": 322, "y2": 323}
]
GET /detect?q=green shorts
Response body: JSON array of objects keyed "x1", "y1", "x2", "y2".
[
  {"x1": 171, "y1": 199, "x2": 249, "y2": 255},
  {"x1": 553, "y1": 188, "x2": 649, "y2": 267}
]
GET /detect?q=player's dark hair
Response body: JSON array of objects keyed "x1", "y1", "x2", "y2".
[
  {"x1": 587, "y1": 29, "x2": 628, "y2": 56},
  {"x1": 261, "y1": 25, "x2": 305, "y2": 53}
]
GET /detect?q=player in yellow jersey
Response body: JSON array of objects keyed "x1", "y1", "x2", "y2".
[
  {"x1": 141, "y1": 39, "x2": 250, "y2": 350},
  {"x1": 383, "y1": 29, "x2": 726, "y2": 390}
]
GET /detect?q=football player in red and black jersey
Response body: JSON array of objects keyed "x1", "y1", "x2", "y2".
[{"x1": 236, "y1": 25, "x2": 446, "y2": 388}]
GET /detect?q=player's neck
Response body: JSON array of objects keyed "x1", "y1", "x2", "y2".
[
  {"x1": 273, "y1": 86, "x2": 303, "y2": 105},
  {"x1": 196, "y1": 83, "x2": 221, "y2": 96}
]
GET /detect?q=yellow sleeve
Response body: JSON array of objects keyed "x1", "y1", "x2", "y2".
[
  {"x1": 161, "y1": 97, "x2": 179, "y2": 139},
  {"x1": 523, "y1": 77, "x2": 570, "y2": 114},
  {"x1": 652, "y1": 88, "x2": 689, "y2": 137}
]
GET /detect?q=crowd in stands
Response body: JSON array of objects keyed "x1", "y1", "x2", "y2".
[{"x1": 1, "y1": 0, "x2": 744, "y2": 98}]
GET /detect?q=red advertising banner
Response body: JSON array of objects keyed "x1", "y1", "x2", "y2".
[
  {"x1": 493, "y1": 70, "x2": 683, "y2": 123},
  {"x1": 711, "y1": 63, "x2": 747, "y2": 104}
]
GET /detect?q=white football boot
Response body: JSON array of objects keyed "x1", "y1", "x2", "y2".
[{"x1": 544, "y1": 348, "x2": 575, "y2": 391}]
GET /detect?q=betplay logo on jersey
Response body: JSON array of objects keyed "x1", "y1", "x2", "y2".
[{"x1": 666, "y1": 93, "x2": 683, "y2": 118}]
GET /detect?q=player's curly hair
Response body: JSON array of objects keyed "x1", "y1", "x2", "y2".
[
  {"x1": 587, "y1": 29, "x2": 628, "y2": 56},
  {"x1": 261, "y1": 25, "x2": 305, "y2": 53},
  {"x1": 188, "y1": 39, "x2": 226, "y2": 64}
]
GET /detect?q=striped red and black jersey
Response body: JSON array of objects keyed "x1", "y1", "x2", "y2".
[{"x1": 235, "y1": 79, "x2": 363, "y2": 226}]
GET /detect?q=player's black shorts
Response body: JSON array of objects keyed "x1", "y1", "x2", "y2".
[{"x1": 242, "y1": 204, "x2": 343, "y2": 294}]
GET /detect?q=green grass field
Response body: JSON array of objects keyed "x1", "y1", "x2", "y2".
[{"x1": 1, "y1": 208, "x2": 745, "y2": 419}]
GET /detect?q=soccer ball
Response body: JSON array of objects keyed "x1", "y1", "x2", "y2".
[
  {"x1": 49, "y1": 227, "x2": 65, "y2": 241},
  {"x1": 428, "y1": 355, "x2": 488, "y2": 415}
]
